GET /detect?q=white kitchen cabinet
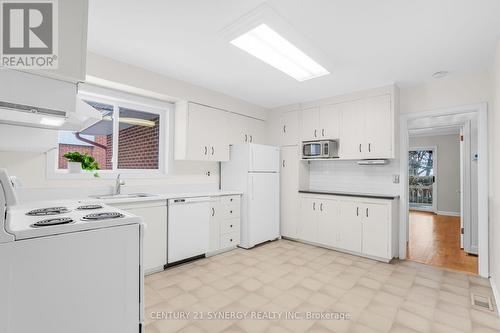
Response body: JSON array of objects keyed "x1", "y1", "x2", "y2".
[
  {"x1": 207, "y1": 195, "x2": 241, "y2": 255},
  {"x1": 337, "y1": 201, "x2": 363, "y2": 253},
  {"x1": 298, "y1": 194, "x2": 397, "y2": 262},
  {"x1": 339, "y1": 94, "x2": 393, "y2": 159},
  {"x1": 361, "y1": 202, "x2": 390, "y2": 259},
  {"x1": 28, "y1": 0, "x2": 88, "y2": 83},
  {"x1": 300, "y1": 107, "x2": 320, "y2": 141},
  {"x1": 278, "y1": 111, "x2": 299, "y2": 146},
  {"x1": 109, "y1": 200, "x2": 167, "y2": 274},
  {"x1": 299, "y1": 197, "x2": 318, "y2": 243},
  {"x1": 230, "y1": 113, "x2": 266, "y2": 144},
  {"x1": 280, "y1": 146, "x2": 300, "y2": 239},
  {"x1": 175, "y1": 102, "x2": 229, "y2": 161},
  {"x1": 364, "y1": 95, "x2": 393, "y2": 159},
  {"x1": 319, "y1": 104, "x2": 341, "y2": 140},
  {"x1": 317, "y1": 199, "x2": 340, "y2": 248}
]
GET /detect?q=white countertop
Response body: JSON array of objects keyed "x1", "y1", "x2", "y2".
[{"x1": 85, "y1": 190, "x2": 243, "y2": 205}]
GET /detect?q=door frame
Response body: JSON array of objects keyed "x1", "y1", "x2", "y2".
[
  {"x1": 408, "y1": 146, "x2": 438, "y2": 213},
  {"x1": 399, "y1": 103, "x2": 489, "y2": 277}
]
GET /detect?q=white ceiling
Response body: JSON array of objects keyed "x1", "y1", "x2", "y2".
[{"x1": 87, "y1": 0, "x2": 500, "y2": 109}]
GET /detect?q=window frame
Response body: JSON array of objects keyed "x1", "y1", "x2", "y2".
[{"x1": 47, "y1": 88, "x2": 171, "y2": 179}]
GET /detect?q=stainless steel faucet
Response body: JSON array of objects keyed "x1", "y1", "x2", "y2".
[{"x1": 115, "y1": 173, "x2": 125, "y2": 195}]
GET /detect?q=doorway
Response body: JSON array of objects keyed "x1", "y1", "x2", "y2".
[{"x1": 399, "y1": 104, "x2": 488, "y2": 277}]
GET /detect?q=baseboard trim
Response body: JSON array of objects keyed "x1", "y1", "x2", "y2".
[
  {"x1": 437, "y1": 211, "x2": 461, "y2": 217},
  {"x1": 490, "y1": 277, "x2": 500, "y2": 317}
]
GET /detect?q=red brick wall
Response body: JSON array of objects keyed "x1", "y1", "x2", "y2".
[
  {"x1": 117, "y1": 117, "x2": 159, "y2": 169},
  {"x1": 58, "y1": 118, "x2": 159, "y2": 170}
]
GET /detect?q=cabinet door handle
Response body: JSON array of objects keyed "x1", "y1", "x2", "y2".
[
  {"x1": 211, "y1": 207, "x2": 215, "y2": 216},
  {"x1": 368, "y1": 143, "x2": 371, "y2": 152},
  {"x1": 230, "y1": 224, "x2": 233, "y2": 228},
  {"x1": 313, "y1": 202, "x2": 316, "y2": 211},
  {"x1": 283, "y1": 125, "x2": 286, "y2": 133},
  {"x1": 356, "y1": 207, "x2": 359, "y2": 216},
  {"x1": 359, "y1": 144, "x2": 362, "y2": 153},
  {"x1": 366, "y1": 208, "x2": 369, "y2": 217},
  {"x1": 211, "y1": 146, "x2": 214, "y2": 155},
  {"x1": 245, "y1": 134, "x2": 248, "y2": 142},
  {"x1": 320, "y1": 203, "x2": 323, "y2": 211},
  {"x1": 314, "y1": 129, "x2": 317, "y2": 138},
  {"x1": 282, "y1": 160, "x2": 285, "y2": 168},
  {"x1": 250, "y1": 135, "x2": 253, "y2": 142},
  {"x1": 204, "y1": 146, "x2": 208, "y2": 155},
  {"x1": 322, "y1": 129, "x2": 325, "y2": 137}
]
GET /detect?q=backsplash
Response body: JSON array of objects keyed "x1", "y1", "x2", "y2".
[{"x1": 307, "y1": 160, "x2": 400, "y2": 195}]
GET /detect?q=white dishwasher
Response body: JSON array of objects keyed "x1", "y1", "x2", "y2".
[{"x1": 167, "y1": 197, "x2": 210, "y2": 265}]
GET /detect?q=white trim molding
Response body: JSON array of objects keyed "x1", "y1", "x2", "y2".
[
  {"x1": 399, "y1": 103, "x2": 489, "y2": 278},
  {"x1": 437, "y1": 211, "x2": 461, "y2": 217}
]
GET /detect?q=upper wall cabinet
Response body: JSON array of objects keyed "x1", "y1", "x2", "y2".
[
  {"x1": 175, "y1": 102, "x2": 229, "y2": 161},
  {"x1": 230, "y1": 114, "x2": 265, "y2": 145},
  {"x1": 339, "y1": 94, "x2": 393, "y2": 159},
  {"x1": 27, "y1": 0, "x2": 89, "y2": 83},
  {"x1": 300, "y1": 105, "x2": 340, "y2": 142},
  {"x1": 278, "y1": 110, "x2": 299, "y2": 146}
]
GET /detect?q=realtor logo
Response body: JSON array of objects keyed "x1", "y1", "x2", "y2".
[{"x1": 1, "y1": 0, "x2": 58, "y2": 68}]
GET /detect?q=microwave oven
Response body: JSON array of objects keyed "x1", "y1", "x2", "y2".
[{"x1": 302, "y1": 140, "x2": 339, "y2": 159}]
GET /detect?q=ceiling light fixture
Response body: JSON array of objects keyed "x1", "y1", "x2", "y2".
[{"x1": 230, "y1": 24, "x2": 329, "y2": 81}]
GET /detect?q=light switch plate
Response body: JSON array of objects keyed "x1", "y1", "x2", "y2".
[{"x1": 393, "y1": 175, "x2": 400, "y2": 184}]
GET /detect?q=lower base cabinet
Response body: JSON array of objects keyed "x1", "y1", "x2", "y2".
[
  {"x1": 298, "y1": 194, "x2": 397, "y2": 262},
  {"x1": 208, "y1": 195, "x2": 241, "y2": 254}
]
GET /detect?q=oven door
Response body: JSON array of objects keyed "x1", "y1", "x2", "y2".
[{"x1": 302, "y1": 142, "x2": 322, "y2": 158}]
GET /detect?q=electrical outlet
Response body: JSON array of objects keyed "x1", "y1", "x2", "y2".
[
  {"x1": 206, "y1": 171, "x2": 211, "y2": 177},
  {"x1": 392, "y1": 175, "x2": 400, "y2": 184}
]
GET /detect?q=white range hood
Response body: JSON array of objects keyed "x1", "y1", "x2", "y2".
[{"x1": 0, "y1": 69, "x2": 101, "y2": 131}]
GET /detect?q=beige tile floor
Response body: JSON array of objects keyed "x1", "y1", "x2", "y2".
[{"x1": 144, "y1": 240, "x2": 500, "y2": 333}]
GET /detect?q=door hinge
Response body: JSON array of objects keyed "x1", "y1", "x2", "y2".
[{"x1": 461, "y1": 227, "x2": 464, "y2": 234}]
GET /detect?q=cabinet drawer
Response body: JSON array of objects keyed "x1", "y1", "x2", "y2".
[
  {"x1": 219, "y1": 204, "x2": 240, "y2": 219},
  {"x1": 220, "y1": 195, "x2": 240, "y2": 206},
  {"x1": 220, "y1": 218, "x2": 240, "y2": 234},
  {"x1": 220, "y1": 232, "x2": 240, "y2": 248}
]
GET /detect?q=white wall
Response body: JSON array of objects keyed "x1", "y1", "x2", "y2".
[
  {"x1": 409, "y1": 134, "x2": 461, "y2": 214},
  {"x1": 0, "y1": 54, "x2": 268, "y2": 201},
  {"x1": 490, "y1": 40, "x2": 500, "y2": 303}
]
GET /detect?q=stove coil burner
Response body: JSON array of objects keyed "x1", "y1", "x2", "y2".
[
  {"x1": 82, "y1": 212, "x2": 124, "y2": 220},
  {"x1": 31, "y1": 217, "x2": 75, "y2": 228},
  {"x1": 77, "y1": 205, "x2": 103, "y2": 210},
  {"x1": 26, "y1": 207, "x2": 70, "y2": 216}
]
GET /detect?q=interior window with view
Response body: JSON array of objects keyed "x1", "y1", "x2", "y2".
[
  {"x1": 408, "y1": 149, "x2": 435, "y2": 211},
  {"x1": 58, "y1": 99, "x2": 161, "y2": 172}
]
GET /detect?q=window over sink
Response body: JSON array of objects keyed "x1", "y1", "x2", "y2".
[{"x1": 48, "y1": 86, "x2": 172, "y2": 178}]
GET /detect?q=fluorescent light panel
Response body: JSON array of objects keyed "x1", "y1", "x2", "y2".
[
  {"x1": 40, "y1": 116, "x2": 65, "y2": 127},
  {"x1": 231, "y1": 24, "x2": 329, "y2": 81}
]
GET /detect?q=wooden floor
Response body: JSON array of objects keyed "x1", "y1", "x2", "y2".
[{"x1": 407, "y1": 210, "x2": 478, "y2": 274}]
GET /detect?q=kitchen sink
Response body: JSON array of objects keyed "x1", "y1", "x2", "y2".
[{"x1": 91, "y1": 193, "x2": 157, "y2": 200}]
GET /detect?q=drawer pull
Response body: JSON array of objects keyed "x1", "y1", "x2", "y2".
[
  {"x1": 230, "y1": 238, "x2": 233, "y2": 242},
  {"x1": 230, "y1": 198, "x2": 233, "y2": 202},
  {"x1": 230, "y1": 210, "x2": 233, "y2": 213},
  {"x1": 230, "y1": 224, "x2": 233, "y2": 228}
]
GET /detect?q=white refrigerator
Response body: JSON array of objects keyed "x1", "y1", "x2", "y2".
[{"x1": 222, "y1": 144, "x2": 280, "y2": 249}]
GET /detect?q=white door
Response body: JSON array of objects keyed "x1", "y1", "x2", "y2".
[
  {"x1": 280, "y1": 111, "x2": 299, "y2": 146},
  {"x1": 300, "y1": 107, "x2": 320, "y2": 141},
  {"x1": 249, "y1": 144, "x2": 280, "y2": 172},
  {"x1": 319, "y1": 104, "x2": 341, "y2": 140},
  {"x1": 337, "y1": 201, "x2": 362, "y2": 253},
  {"x1": 317, "y1": 199, "x2": 339, "y2": 247},
  {"x1": 280, "y1": 146, "x2": 299, "y2": 239},
  {"x1": 361, "y1": 203, "x2": 390, "y2": 259},
  {"x1": 246, "y1": 173, "x2": 280, "y2": 247},
  {"x1": 339, "y1": 101, "x2": 365, "y2": 159},
  {"x1": 125, "y1": 205, "x2": 167, "y2": 273},
  {"x1": 299, "y1": 197, "x2": 318, "y2": 243},
  {"x1": 364, "y1": 95, "x2": 392, "y2": 158},
  {"x1": 247, "y1": 117, "x2": 265, "y2": 144},
  {"x1": 228, "y1": 113, "x2": 247, "y2": 144}
]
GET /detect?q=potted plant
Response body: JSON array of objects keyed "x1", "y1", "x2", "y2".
[{"x1": 63, "y1": 152, "x2": 100, "y2": 177}]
